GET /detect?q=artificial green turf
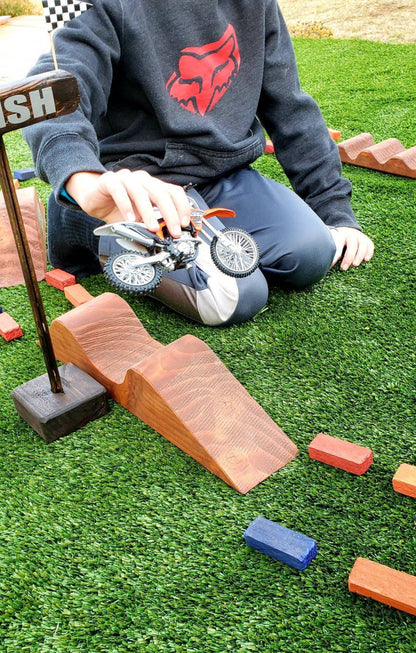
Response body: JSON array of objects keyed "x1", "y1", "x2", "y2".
[{"x1": 0, "y1": 37, "x2": 415, "y2": 652}]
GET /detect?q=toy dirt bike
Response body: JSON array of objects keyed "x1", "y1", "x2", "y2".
[{"x1": 94, "y1": 206, "x2": 259, "y2": 294}]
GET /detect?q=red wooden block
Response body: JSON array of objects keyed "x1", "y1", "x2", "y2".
[
  {"x1": 349, "y1": 557, "x2": 416, "y2": 616},
  {"x1": 64, "y1": 284, "x2": 94, "y2": 307},
  {"x1": 0, "y1": 311, "x2": 23, "y2": 341},
  {"x1": 264, "y1": 139, "x2": 274, "y2": 153},
  {"x1": 393, "y1": 463, "x2": 416, "y2": 498},
  {"x1": 45, "y1": 268, "x2": 76, "y2": 290},
  {"x1": 308, "y1": 432, "x2": 373, "y2": 474}
]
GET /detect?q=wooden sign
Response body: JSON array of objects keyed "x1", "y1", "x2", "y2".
[
  {"x1": 0, "y1": 70, "x2": 79, "y2": 135},
  {"x1": 0, "y1": 70, "x2": 79, "y2": 394}
]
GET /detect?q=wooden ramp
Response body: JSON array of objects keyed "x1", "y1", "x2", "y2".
[
  {"x1": 0, "y1": 186, "x2": 46, "y2": 288},
  {"x1": 338, "y1": 133, "x2": 416, "y2": 178},
  {"x1": 49, "y1": 292, "x2": 297, "y2": 493}
]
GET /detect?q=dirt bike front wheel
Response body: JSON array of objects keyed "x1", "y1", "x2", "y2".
[
  {"x1": 103, "y1": 252, "x2": 162, "y2": 294},
  {"x1": 210, "y1": 227, "x2": 260, "y2": 277}
]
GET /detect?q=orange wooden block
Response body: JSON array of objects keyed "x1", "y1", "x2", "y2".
[
  {"x1": 64, "y1": 284, "x2": 94, "y2": 307},
  {"x1": 0, "y1": 311, "x2": 23, "y2": 341},
  {"x1": 349, "y1": 557, "x2": 416, "y2": 616},
  {"x1": 308, "y1": 432, "x2": 373, "y2": 474},
  {"x1": 338, "y1": 133, "x2": 416, "y2": 178},
  {"x1": 49, "y1": 292, "x2": 298, "y2": 493},
  {"x1": 45, "y1": 268, "x2": 76, "y2": 290},
  {"x1": 393, "y1": 463, "x2": 416, "y2": 498},
  {"x1": 328, "y1": 128, "x2": 341, "y2": 140}
]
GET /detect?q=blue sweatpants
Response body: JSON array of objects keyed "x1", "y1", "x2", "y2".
[{"x1": 47, "y1": 166, "x2": 336, "y2": 325}]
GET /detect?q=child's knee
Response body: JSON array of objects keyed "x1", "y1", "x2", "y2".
[
  {"x1": 263, "y1": 225, "x2": 336, "y2": 288},
  {"x1": 194, "y1": 268, "x2": 268, "y2": 326},
  {"x1": 222, "y1": 269, "x2": 269, "y2": 325}
]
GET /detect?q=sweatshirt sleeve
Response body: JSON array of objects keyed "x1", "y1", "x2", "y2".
[
  {"x1": 257, "y1": 1, "x2": 360, "y2": 229},
  {"x1": 22, "y1": 0, "x2": 123, "y2": 205}
]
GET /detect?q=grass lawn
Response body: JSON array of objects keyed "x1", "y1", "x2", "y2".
[{"x1": 0, "y1": 37, "x2": 415, "y2": 652}]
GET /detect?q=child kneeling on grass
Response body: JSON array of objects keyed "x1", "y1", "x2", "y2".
[{"x1": 24, "y1": 0, "x2": 374, "y2": 325}]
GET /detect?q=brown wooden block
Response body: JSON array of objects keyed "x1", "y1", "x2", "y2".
[
  {"x1": 12, "y1": 362, "x2": 109, "y2": 443},
  {"x1": 0, "y1": 311, "x2": 23, "y2": 341},
  {"x1": 64, "y1": 283, "x2": 94, "y2": 307},
  {"x1": 349, "y1": 557, "x2": 416, "y2": 616},
  {"x1": 308, "y1": 432, "x2": 373, "y2": 474},
  {"x1": 0, "y1": 186, "x2": 46, "y2": 287},
  {"x1": 49, "y1": 292, "x2": 298, "y2": 493},
  {"x1": 338, "y1": 133, "x2": 416, "y2": 178},
  {"x1": 45, "y1": 268, "x2": 76, "y2": 290},
  {"x1": 393, "y1": 463, "x2": 416, "y2": 498}
]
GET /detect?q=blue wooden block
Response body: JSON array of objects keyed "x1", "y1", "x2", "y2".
[
  {"x1": 13, "y1": 167, "x2": 36, "y2": 181},
  {"x1": 244, "y1": 516, "x2": 317, "y2": 570}
]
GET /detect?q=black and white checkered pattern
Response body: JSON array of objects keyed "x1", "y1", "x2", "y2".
[{"x1": 42, "y1": 0, "x2": 92, "y2": 32}]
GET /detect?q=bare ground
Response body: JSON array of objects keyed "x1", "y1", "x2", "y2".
[{"x1": 278, "y1": 0, "x2": 416, "y2": 43}]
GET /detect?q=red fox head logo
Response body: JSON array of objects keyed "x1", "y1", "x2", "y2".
[{"x1": 166, "y1": 24, "x2": 241, "y2": 116}]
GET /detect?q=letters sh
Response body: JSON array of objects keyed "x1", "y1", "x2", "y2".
[{"x1": 0, "y1": 87, "x2": 56, "y2": 130}]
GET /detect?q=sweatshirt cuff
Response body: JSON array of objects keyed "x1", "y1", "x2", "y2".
[
  {"x1": 314, "y1": 196, "x2": 362, "y2": 231},
  {"x1": 36, "y1": 133, "x2": 106, "y2": 204}
]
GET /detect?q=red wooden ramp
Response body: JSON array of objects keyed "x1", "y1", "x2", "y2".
[
  {"x1": 49, "y1": 292, "x2": 297, "y2": 493},
  {"x1": 338, "y1": 133, "x2": 416, "y2": 178}
]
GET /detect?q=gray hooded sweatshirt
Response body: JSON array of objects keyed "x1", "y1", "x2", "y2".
[{"x1": 23, "y1": 0, "x2": 359, "y2": 228}]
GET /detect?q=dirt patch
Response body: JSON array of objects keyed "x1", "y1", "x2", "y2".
[{"x1": 278, "y1": 0, "x2": 416, "y2": 43}]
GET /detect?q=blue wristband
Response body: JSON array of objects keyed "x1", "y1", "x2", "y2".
[{"x1": 60, "y1": 187, "x2": 78, "y2": 205}]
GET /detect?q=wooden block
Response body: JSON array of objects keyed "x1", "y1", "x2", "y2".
[
  {"x1": 13, "y1": 167, "x2": 36, "y2": 181},
  {"x1": 308, "y1": 432, "x2": 373, "y2": 474},
  {"x1": 328, "y1": 128, "x2": 341, "y2": 140},
  {"x1": 64, "y1": 284, "x2": 94, "y2": 307},
  {"x1": 0, "y1": 311, "x2": 23, "y2": 341},
  {"x1": 45, "y1": 268, "x2": 76, "y2": 290},
  {"x1": 12, "y1": 363, "x2": 109, "y2": 443},
  {"x1": 393, "y1": 463, "x2": 416, "y2": 498},
  {"x1": 244, "y1": 516, "x2": 317, "y2": 570},
  {"x1": 49, "y1": 292, "x2": 298, "y2": 493},
  {"x1": 0, "y1": 186, "x2": 46, "y2": 288},
  {"x1": 338, "y1": 133, "x2": 416, "y2": 178},
  {"x1": 264, "y1": 139, "x2": 274, "y2": 153},
  {"x1": 349, "y1": 557, "x2": 416, "y2": 616}
]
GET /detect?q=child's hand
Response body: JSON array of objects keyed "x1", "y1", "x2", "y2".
[
  {"x1": 330, "y1": 227, "x2": 374, "y2": 270},
  {"x1": 65, "y1": 169, "x2": 191, "y2": 237}
]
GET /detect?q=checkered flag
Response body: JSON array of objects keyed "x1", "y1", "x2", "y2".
[{"x1": 42, "y1": 0, "x2": 93, "y2": 32}]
